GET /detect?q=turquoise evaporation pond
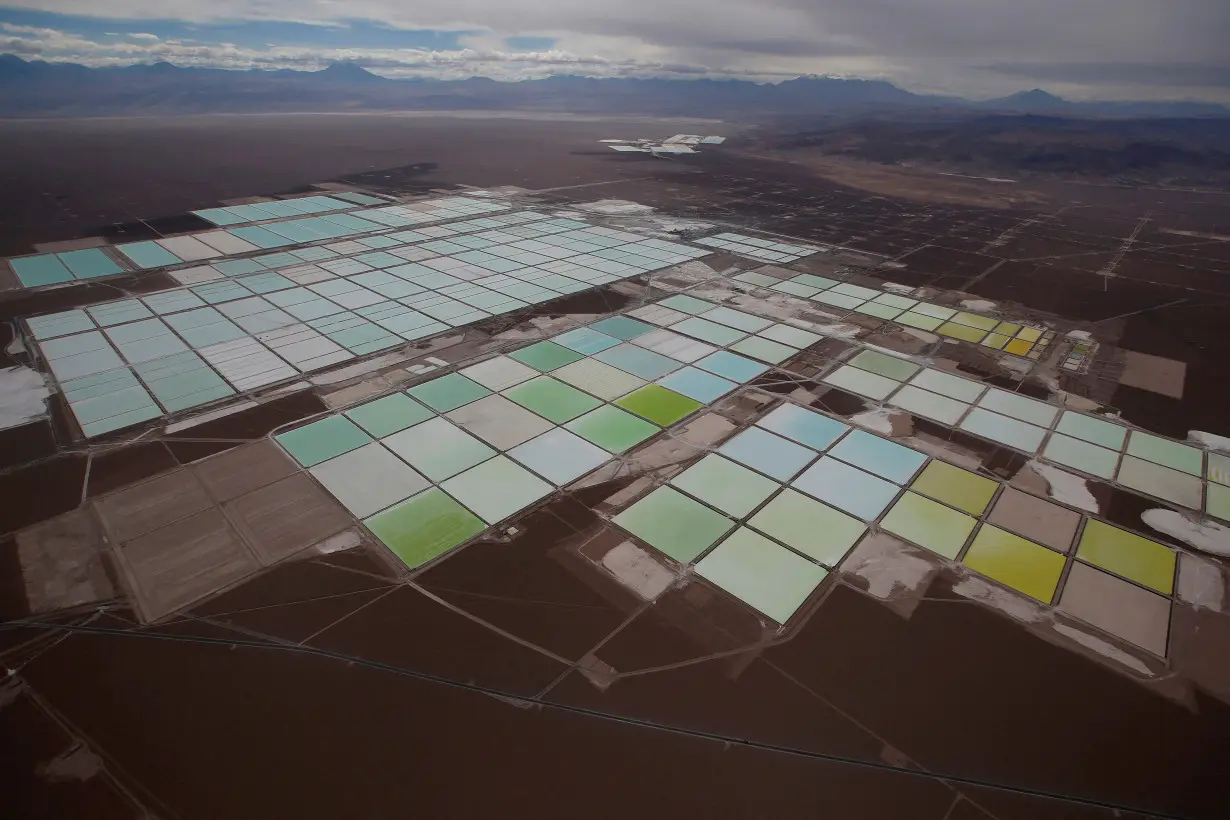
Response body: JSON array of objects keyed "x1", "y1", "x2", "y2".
[
  {"x1": 791, "y1": 457, "x2": 900, "y2": 520},
  {"x1": 695, "y1": 351, "x2": 768, "y2": 382},
  {"x1": 264, "y1": 221, "x2": 330, "y2": 243},
  {"x1": 827, "y1": 429, "x2": 927, "y2": 484},
  {"x1": 248, "y1": 200, "x2": 307, "y2": 218},
  {"x1": 323, "y1": 213, "x2": 386, "y2": 232},
  {"x1": 10, "y1": 254, "x2": 74, "y2": 287},
  {"x1": 117, "y1": 241, "x2": 182, "y2": 270},
  {"x1": 225, "y1": 203, "x2": 281, "y2": 221},
  {"x1": 228, "y1": 226, "x2": 295, "y2": 249},
  {"x1": 288, "y1": 217, "x2": 349, "y2": 239},
  {"x1": 593, "y1": 344, "x2": 680, "y2": 380},
  {"x1": 718, "y1": 426, "x2": 817, "y2": 481},
  {"x1": 193, "y1": 208, "x2": 248, "y2": 226},
  {"x1": 214, "y1": 259, "x2": 264, "y2": 277},
  {"x1": 27, "y1": 310, "x2": 96, "y2": 338},
  {"x1": 59, "y1": 249, "x2": 124, "y2": 279},
  {"x1": 553, "y1": 324, "x2": 619, "y2": 354},
  {"x1": 133, "y1": 350, "x2": 235, "y2": 412},
  {"x1": 656, "y1": 367, "x2": 736, "y2": 404},
  {"x1": 756, "y1": 404, "x2": 849, "y2": 451}
]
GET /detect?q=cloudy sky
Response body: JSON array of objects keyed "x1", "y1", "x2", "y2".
[{"x1": 1, "y1": 1, "x2": 1227, "y2": 102}]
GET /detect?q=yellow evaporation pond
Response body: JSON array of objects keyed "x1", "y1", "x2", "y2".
[
  {"x1": 1004, "y1": 339, "x2": 1033, "y2": 356},
  {"x1": 938, "y1": 322, "x2": 987, "y2": 343},
  {"x1": 1076, "y1": 520, "x2": 1176, "y2": 594},
  {"x1": 1016, "y1": 327, "x2": 1043, "y2": 343},
  {"x1": 910, "y1": 460, "x2": 998, "y2": 516},
  {"x1": 963, "y1": 525, "x2": 1066, "y2": 603}
]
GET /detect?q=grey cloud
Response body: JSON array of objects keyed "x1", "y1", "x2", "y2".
[
  {"x1": 1, "y1": 36, "x2": 43, "y2": 55},
  {"x1": 702, "y1": 38, "x2": 870, "y2": 59},
  {"x1": 982, "y1": 62, "x2": 1230, "y2": 90},
  {"x1": 0, "y1": 23, "x2": 753, "y2": 82},
  {"x1": 2, "y1": 0, "x2": 1230, "y2": 100}
]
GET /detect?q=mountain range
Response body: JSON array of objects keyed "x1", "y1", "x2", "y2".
[{"x1": 0, "y1": 55, "x2": 1226, "y2": 119}]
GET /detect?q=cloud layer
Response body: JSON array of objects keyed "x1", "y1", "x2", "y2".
[{"x1": 1, "y1": 1, "x2": 1227, "y2": 101}]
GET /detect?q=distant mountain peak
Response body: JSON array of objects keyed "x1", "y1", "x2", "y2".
[
  {"x1": 988, "y1": 88, "x2": 1070, "y2": 109},
  {"x1": 1017, "y1": 88, "x2": 1065, "y2": 100},
  {"x1": 316, "y1": 61, "x2": 384, "y2": 82},
  {"x1": 0, "y1": 53, "x2": 32, "y2": 75}
]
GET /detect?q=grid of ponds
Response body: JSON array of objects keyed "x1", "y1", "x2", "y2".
[
  {"x1": 634, "y1": 285, "x2": 1222, "y2": 525},
  {"x1": 190, "y1": 192, "x2": 385, "y2": 226},
  {"x1": 4, "y1": 196, "x2": 514, "y2": 288},
  {"x1": 24, "y1": 212, "x2": 710, "y2": 437},
  {"x1": 736, "y1": 270, "x2": 1055, "y2": 358},
  {"x1": 271, "y1": 293, "x2": 1190, "y2": 658},
  {"x1": 11, "y1": 186, "x2": 1217, "y2": 660},
  {"x1": 696, "y1": 232, "x2": 825, "y2": 263},
  {"x1": 819, "y1": 348, "x2": 1221, "y2": 519},
  {"x1": 272, "y1": 303, "x2": 814, "y2": 569}
]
